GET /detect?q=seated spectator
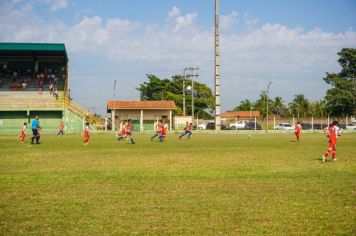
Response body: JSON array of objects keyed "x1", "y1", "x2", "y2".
[
  {"x1": 22, "y1": 81, "x2": 27, "y2": 89},
  {"x1": 49, "y1": 83, "x2": 54, "y2": 95},
  {"x1": 54, "y1": 88, "x2": 58, "y2": 98}
]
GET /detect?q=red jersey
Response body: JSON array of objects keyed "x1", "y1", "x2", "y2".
[
  {"x1": 59, "y1": 123, "x2": 64, "y2": 130},
  {"x1": 295, "y1": 124, "x2": 302, "y2": 133},
  {"x1": 21, "y1": 125, "x2": 26, "y2": 135},
  {"x1": 125, "y1": 123, "x2": 132, "y2": 132},
  {"x1": 161, "y1": 127, "x2": 167, "y2": 136},
  {"x1": 328, "y1": 125, "x2": 339, "y2": 142},
  {"x1": 186, "y1": 124, "x2": 193, "y2": 131}
]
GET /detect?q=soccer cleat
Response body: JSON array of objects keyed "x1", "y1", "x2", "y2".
[
  {"x1": 322, "y1": 155, "x2": 326, "y2": 163},
  {"x1": 332, "y1": 158, "x2": 337, "y2": 161}
]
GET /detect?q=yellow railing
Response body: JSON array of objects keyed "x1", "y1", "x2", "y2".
[
  {"x1": 62, "y1": 97, "x2": 88, "y2": 117},
  {"x1": 0, "y1": 94, "x2": 88, "y2": 118}
]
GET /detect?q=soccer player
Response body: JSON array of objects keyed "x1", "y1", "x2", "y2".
[
  {"x1": 31, "y1": 116, "x2": 40, "y2": 144},
  {"x1": 151, "y1": 120, "x2": 163, "y2": 142},
  {"x1": 294, "y1": 121, "x2": 302, "y2": 142},
  {"x1": 179, "y1": 122, "x2": 193, "y2": 139},
  {"x1": 322, "y1": 121, "x2": 341, "y2": 162},
  {"x1": 116, "y1": 126, "x2": 127, "y2": 141},
  {"x1": 160, "y1": 123, "x2": 168, "y2": 142},
  {"x1": 83, "y1": 122, "x2": 90, "y2": 145},
  {"x1": 118, "y1": 119, "x2": 135, "y2": 144},
  {"x1": 18, "y1": 122, "x2": 27, "y2": 143},
  {"x1": 57, "y1": 122, "x2": 64, "y2": 136}
]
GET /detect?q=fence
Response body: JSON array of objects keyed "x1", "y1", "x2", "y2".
[{"x1": 208, "y1": 116, "x2": 356, "y2": 131}]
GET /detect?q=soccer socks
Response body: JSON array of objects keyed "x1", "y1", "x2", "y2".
[
  {"x1": 117, "y1": 137, "x2": 124, "y2": 141},
  {"x1": 179, "y1": 133, "x2": 185, "y2": 139},
  {"x1": 188, "y1": 131, "x2": 192, "y2": 138},
  {"x1": 151, "y1": 133, "x2": 158, "y2": 141},
  {"x1": 130, "y1": 138, "x2": 135, "y2": 144}
]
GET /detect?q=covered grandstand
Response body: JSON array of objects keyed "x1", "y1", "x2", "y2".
[{"x1": 0, "y1": 43, "x2": 88, "y2": 133}]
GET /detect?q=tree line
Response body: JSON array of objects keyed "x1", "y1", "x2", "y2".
[{"x1": 137, "y1": 48, "x2": 355, "y2": 119}]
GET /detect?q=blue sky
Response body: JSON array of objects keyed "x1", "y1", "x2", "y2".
[{"x1": 1, "y1": 0, "x2": 356, "y2": 115}]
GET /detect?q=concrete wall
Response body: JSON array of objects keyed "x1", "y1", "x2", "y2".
[
  {"x1": 0, "y1": 110, "x2": 63, "y2": 133},
  {"x1": 0, "y1": 108, "x2": 84, "y2": 133},
  {"x1": 63, "y1": 108, "x2": 84, "y2": 133}
]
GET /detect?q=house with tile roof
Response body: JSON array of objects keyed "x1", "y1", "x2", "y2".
[{"x1": 107, "y1": 100, "x2": 176, "y2": 131}]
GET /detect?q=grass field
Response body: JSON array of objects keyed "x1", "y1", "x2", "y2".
[{"x1": 0, "y1": 132, "x2": 355, "y2": 235}]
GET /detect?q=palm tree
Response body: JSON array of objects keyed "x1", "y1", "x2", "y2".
[
  {"x1": 288, "y1": 94, "x2": 310, "y2": 118},
  {"x1": 271, "y1": 96, "x2": 286, "y2": 116}
]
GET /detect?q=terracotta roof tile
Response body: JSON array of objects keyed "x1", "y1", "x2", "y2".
[
  {"x1": 221, "y1": 111, "x2": 260, "y2": 118},
  {"x1": 107, "y1": 100, "x2": 176, "y2": 110}
]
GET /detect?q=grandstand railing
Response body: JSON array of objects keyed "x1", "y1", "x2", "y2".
[{"x1": 0, "y1": 92, "x2": 89, "y2": 118}]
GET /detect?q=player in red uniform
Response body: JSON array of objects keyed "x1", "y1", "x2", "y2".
[
  {"x1": 322, "y1": 121, "x2": 341, "y2": 162},
  {"x1": 83, "y1": 122, "x2": 90, "y2": 145},
  {"x1": 116, "y1": 126, "x2": 127, "y2": 141},
  {"x1": 179, "y1": 122, "x2": 193, "y2": 139},
  {"x1": 118, "y1": 119, "x2": 135, "y2": 144},
  {"x1": 18, "y1": 122, "x2": 27, "y2": 143},
  {"x1": 160, "y1": 123, "x2": 168, "y2": 142},
  {"x1": 57, "y1": 122, "x2": 64, "y2": 136},
  {"x1": 151, "y1": 120, "x2": 163, "y2": 142},
  {"x1": 294, "y1": 121, "x2": 302, "y2": 142}
]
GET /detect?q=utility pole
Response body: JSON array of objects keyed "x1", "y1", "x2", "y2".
[
  {"x1": 215, "y1": 0, "x2": 221, "y2": 130},
  {"x1": 183, "y1": 68, "x2": 187, "y2": 117},
  {"x1": 112, "y1": 80, "x2": 117, "y2": 131},
  {"x1": 266, "y1": 82, "x2": 272, "y2": 132},
  {"x1": 184, "y1": 67, "x2": 199, "y2": 124}
]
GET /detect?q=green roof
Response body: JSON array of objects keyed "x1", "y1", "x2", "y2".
[{"x1": 0, "y1": 43, "x2": 66, "y2": 51}]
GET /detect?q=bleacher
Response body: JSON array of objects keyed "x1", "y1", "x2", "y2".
[
  {"x1": 0, "y1": 91, "x2": 64, "y2": 110},
  {"x1": 0, "y1": 43, "x2": 88, "y2": 133}
]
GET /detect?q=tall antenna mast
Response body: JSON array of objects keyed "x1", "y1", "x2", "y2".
[{"x1": 214, "y1": 0, "x2": 221, "y2": 130}]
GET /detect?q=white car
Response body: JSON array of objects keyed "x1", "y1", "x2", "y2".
[
  {"x1": 274, "y1": 123, "x2": 294, "y2": 130},
  {"x1": 346, "y1": 124, "x2": 356, "y2": 130},
  {"x1": 229, "y1": 120, "x2": 250, "y2": 130},
  {"x1": 198, "y1": 122, "x2": 209, "y2": 130}
]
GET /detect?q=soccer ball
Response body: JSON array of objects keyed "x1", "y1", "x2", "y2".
[{"x1": 248, "y1": 135, "x2": 252, "y2": 139}]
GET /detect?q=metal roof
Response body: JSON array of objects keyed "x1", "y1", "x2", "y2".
[{"x1": 0, "y1": 43, "x2": 68, "y2": 60}]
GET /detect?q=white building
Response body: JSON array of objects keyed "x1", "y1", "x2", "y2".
[{"x1": 107, "y1": 100, "x2": 176, "y2": 131}]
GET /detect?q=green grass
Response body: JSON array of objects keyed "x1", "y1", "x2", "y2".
[{"x1": 0, "y1": 132, "x2": 355, "y2": 235}]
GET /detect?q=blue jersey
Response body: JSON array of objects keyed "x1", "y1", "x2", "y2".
[{"x1": 32, "y1": 119, "x2": 39, "y2": 129}]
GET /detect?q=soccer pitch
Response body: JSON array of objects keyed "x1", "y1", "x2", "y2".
[{"x1": 0, "y1": 133, "x2": 355, "y2": 235}]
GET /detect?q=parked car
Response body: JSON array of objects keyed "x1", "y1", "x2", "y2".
[
  {"x1": 206, "y1": 122, "x2": 228, "y2": 130},
  {"x1": 274, "y1": 123, "x2": 294, "y2": 130},
  {"x1": 346, "y1": 124, "x2": 356, "y2": 130},
  {"x1": 244, "y1": 121, "x2": 262, "y2": 130},
  {"x1": 229, "y1": 120, "x2": 250, "y2": 130},
  {"x1": 198, "y1": 122, "x2": 209, "y2": 130}
]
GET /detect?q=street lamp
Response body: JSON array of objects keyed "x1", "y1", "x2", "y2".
[{"x1": 266, "y1": 82, "x2": 272, "y2": 132}]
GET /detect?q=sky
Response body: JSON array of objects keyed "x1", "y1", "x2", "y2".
[{"x1": 1, "y1": 0, "x2": 356, "y2": 115}]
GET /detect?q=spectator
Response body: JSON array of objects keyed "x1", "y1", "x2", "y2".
[
  {"x1": 49, "y1": 83, "x2": 54, "y2": 95},
  {"x1": 54, "y1": 88, "x2": 58, "y2": 98},
  {"x1": 22, "y1": 81, "x2": 27, "y2": 89}
]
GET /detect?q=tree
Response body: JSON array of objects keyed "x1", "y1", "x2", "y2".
[
  {"x1": 271, "y1": 96, "x2": 288, "y2": 117},
  {"x1": 254, "y1": 92, "x2": 272, "y2": 118},
  {"x1": 288, "y1": 94, "x2": 310, "y2": 118},
  {"x1": 323, "y1": 48, "x2": 356, "y2": 116},
  {"x1": 233, "y1": 99, "x2": 253, "y2": 111},
  {"x1": 137, "y1": 74, "x2": 214, "y2": 119},
  {"x1": 311, "y1": 100, "x2": 328, "y2": 117}
]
